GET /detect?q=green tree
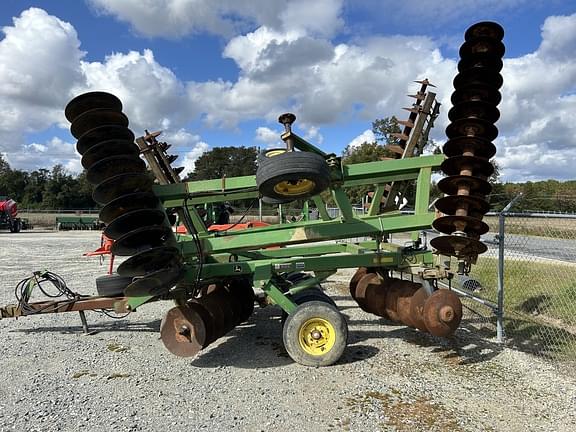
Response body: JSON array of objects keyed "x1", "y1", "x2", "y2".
[{"x1": 187, "y1": 146, "x2": 258, "y2": 181}]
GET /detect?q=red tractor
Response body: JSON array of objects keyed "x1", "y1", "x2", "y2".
[{"x1": 0, "y1": 197, "x2": 30, "y2": 232}]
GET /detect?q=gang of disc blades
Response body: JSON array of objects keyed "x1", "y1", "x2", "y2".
[
  {"x1": 124, "y1": 266, "x2": 183, "y2": 297},
  {"x1": 443, "y1": 136, "x2": 496, "y2": 159},
  {"x1": 458, "y1": 54, "x2": 503, "y2": 73},
  {"x1": 445, "y1": 118, "x2": 498, "y2": 141},
  {"x1": 159, "y1": 305, "x2": 206, "y2": 357},
  {"x1": 111, "y1": 225, "x2": 174, "y2": 256},
  {"x1": 437, "y1": 174, "x2": 492, "y2": 196},
  {"x1": 65, "y1": 92, "x2": 122, "y2": 123},
  {"x1": 99, "y1": 191, "x2": 160, "y2": 224},
  {"x1": 86, "y1": 155, "x2": 146, "y2": 185},
  {"x1": 435, "y1": 194, "x2": 490, "y2": 216},
  {"x1": 464, "y1": 21, "x2": 504, "y2": 42},
  {"x1": 92, "y1": 172, "x2": 153, "y2": 205},
  {"x1": 441, "y1": 155, "x2": 494, "y2": 178},
  {"x1": 453, "y1": 68, "x2": 503, "y2": 90},
  {"x1": 76, "y1": 126, "x2": 135, "y2": 155},
  {"x1": 117, "y1": 246, "x2": 182, "y2": 277},
  {"x1": 430, "y1": 235, "x2": 488, "y2": 256},
  {"x1": 81, "y1": 140, "x2": 140, "y2": 170},
  {"x1": 448, "y1": 101, "x2": 500, "y2": 123},
  {"x1": 451, "y1": 83, "x2": 501, "y2": 106},
  {"x1": 432, "y1": 215, "x2": 490, "y2": 236},
  {"x1": 71, "y1": 108, "x2": 129, "y2": 139},
  {"x1": 104, "y1": 208, "x2": 167, "y2": 240},
  {"x1": 459, "y1": 37, "x2": 505, "y2": 59}
]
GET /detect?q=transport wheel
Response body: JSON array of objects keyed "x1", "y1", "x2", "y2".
[
  {"x1": 96, "y1": 273, "x2": 133, "y2": 297},
  {"x1": 257, "y1": 148, "x2": 287, "y2": 167},
  {"x1": 256, "y1": 152, "x2": 330, "y2": 201},
  {"x1": 283, "y1": 301, "x2": 348, "y2": 367},
  {"x1": 281, "y1": 286, "x2": 337, "y2": 323}
]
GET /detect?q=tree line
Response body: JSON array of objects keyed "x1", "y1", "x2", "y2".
[{"x1": 2, "y1": 119, "x2": 575, "y2": 213}]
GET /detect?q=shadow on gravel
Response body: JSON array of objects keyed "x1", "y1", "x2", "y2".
[{"x1": 11, "y1": 319, "x2": 161, "y2": 335}]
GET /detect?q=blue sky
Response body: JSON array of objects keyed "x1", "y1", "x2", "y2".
[{"x1": 1, "y1": 0, "x2": 575, "y2": 182}]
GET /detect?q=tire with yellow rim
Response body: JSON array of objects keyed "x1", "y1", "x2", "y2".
[
  {"x1": 282, "y1": 301, "x2": 348, "y2": 366},
  {"x1": 256, "y1": 151, "x2": 331, "y2": 202}
]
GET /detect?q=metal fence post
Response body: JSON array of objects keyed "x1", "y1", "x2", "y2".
[{"x1": 496, "y1": 193, "x2": 523, "y2": 343}]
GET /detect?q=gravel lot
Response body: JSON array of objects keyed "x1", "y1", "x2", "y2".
[{"x1": 1, "y1": 231, "x2": 575, "y2": 432}]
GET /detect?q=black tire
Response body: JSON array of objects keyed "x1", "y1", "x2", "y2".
[
  {"x1": 281, "y1": 286, "x2": 338, "y2": 323},
  {"x1": 256, "y1": 152, "x2": 330, "y2": 201},
  {"x1": 257, "y1": 148, "x2": 287, "y2": 167},
  {"x1": 10, "y1": 219, "x2": 21, "y2": 233},
  {"x1": 96, "y1": 274, "x2": 133, "y2": 297},
  {"x1": 283, "y1": 301, "x2": 348, "y2": 367}
]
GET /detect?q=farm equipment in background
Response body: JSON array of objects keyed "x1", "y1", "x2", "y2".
[
  {"x1": 0, "y1": 22, "x2": 504, "y2": 367},
  {"x1": 55, "y1": 215, "x2": 103, "y2": 231},
  {"x1": 0, "y1": 197, "x2": 31, "y2": 232}
]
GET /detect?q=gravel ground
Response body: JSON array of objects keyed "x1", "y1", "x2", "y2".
[{"x1": 1, "y1": 231, "x2": 575, "y2": 432}]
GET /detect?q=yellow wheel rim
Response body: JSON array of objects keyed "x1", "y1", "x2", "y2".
[
  {"x1": 298, "y1": 317, "x2": 336, "y2": 356},
  {"x1": 273, "y1": 179, "x2": 315, "y2": 196},
  {"x1": 265, "y1": 149, "x2": 286, "y2": 157}
]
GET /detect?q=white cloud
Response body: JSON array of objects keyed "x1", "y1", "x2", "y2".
[
  {"x1": 347, "y1": 129, "x2": 375, "y2": 148},
  {"x1": 255, "y1": 126, "x2": 282, "y2": 147},
  {"x1": 88, "y1": 0, "x2": 343, "y2": 38},
  {"x1": 5, "y1": 137, "x2": 80, "y2": 173},
  {"x1": 0, "y1": 8, "x2": 84, "y2": 148},
  {"x1": 2, "y1": 6, "x2": 576, "y2": 184}
]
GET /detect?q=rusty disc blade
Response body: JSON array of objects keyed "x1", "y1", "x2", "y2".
[
  {"x1": 111, "y1": 225, "x2": 175, "y2": 256},
  {"x1": 408, "y1": 286, "x2": 429, "y2": 331},
  {"x1": 459, "y1": 37, "x2": 505, "y2": 59},
  {"x1": 355, "y1": 272, "x2": 387, "y2": 317},
  {"x1": 465, "y1": 21, "x2": 504, "y2": 42},
  {"x1": 76, "y1": 126, "x2": 135, "y2": 155},
  {"x1": 212, "y1": 290, "x2": 237, "y2": 333},
  {"x1": 349, "y1": 267, "x2": 370, "y2": 300},
  {"x1": 99, "y1": 191, "x2": 160, "y2": 224},
  {"x1": 353, "y1": 272, "x2": 379, "y2": 313},
  {"x1": 124, "y1": 266, "x2": 183, "y2": 297},
  {"x1": 433, "y1": 215, "x2": 489, "y2": 237},
  {"x1": 384, "y1": 279, "x2": 406, "y2": 322},
  {"x1": 117, "y1": 246, "x2": 182, "y2": 277},
  {"x1": 422, "y1": 290, "x2": 463, "y2": 337},
  {"x1": 227, "y1": 278, "x2": 255, "y2": 323},
  {"x1": 81, "y1": 139, "x2": 140, "y2": 170},
  {"x1": 104, "y1": 208, "x2": 166, "y2": 240},
  {"x1": 430, "y1": 235, "x2": 488, "y2": 257},
  {"x1": 87, "y1": 155, "x2": 146, "y2": 185},
  {"x1": 442, "y1": 136, "x2": 496, "y2": 159},
  {"x1": 65, "y1": 92, "x2": 123, "y2": 123},
  {"x1": 441, "y1": 154, "x2": 494, "y2": 178},
  {"x1": 71, "y1": 108, "x2": 129, "y2": 139},
  {"x1": 435, "y1": 195, "x2": 490, "y2": 216},
  {"x1": 448, "y1": 101, "x2": 500, "y2": 123},
  {"x1": 394, "y1": 280, "x2": 420, "y2": 328},
  {"x1": 437, "y1": 175, "x2": 492, "y2": 196},
  {"x1": 458, "y1": 53, "x2": 503, "y2": 73},
  {"x1": 196, "y1": 294, "x2": 226, "y2": 341},
  {"x1": 160, "y1": 305, "x2": 206, "y2": 357},
  {"x1": 451, "y1": 83, "x2": 501, "y2": 106},
  {"x1": 92, "y1": 172, "x2": 153, "y2": 205}
]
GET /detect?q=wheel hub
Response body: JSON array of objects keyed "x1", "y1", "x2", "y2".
[
  {"x1": 273, "y1": 179, "x2": 315, "y2": 196},
  {"x1": 298, "y1": 318, "x2": 336, "y2": 356}
]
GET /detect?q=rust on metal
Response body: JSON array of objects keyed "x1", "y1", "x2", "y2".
[{"x1": 160, "y1": 306, "x2": 206, "y2": 357}]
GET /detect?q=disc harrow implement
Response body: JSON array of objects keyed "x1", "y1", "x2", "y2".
[
  {"x1": 0, "y1": 22, "x2": 508, "y2": 367},
  {"x1": 431, "y1": 21, "x2": 505, "y2": 271}
]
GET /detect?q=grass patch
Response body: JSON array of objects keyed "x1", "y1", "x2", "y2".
[
  {"x1": 484, "y1": 215, "x2": 576, "y2": 238},
  {"x1": 469, "y1": 256, "x2": 576, "y2": 324}
]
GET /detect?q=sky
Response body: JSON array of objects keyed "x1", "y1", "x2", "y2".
[{"x1": 0, "y1": 0, "x2": 575, "y2": 182}]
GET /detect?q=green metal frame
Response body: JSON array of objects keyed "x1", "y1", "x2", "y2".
[{"x1": 148, "y1": 151, "x2": 444, "y2": 314}]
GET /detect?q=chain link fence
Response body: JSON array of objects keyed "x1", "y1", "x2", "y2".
[{"x1": 457, "y1": 200, "x2": 576, "y2": 362}]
